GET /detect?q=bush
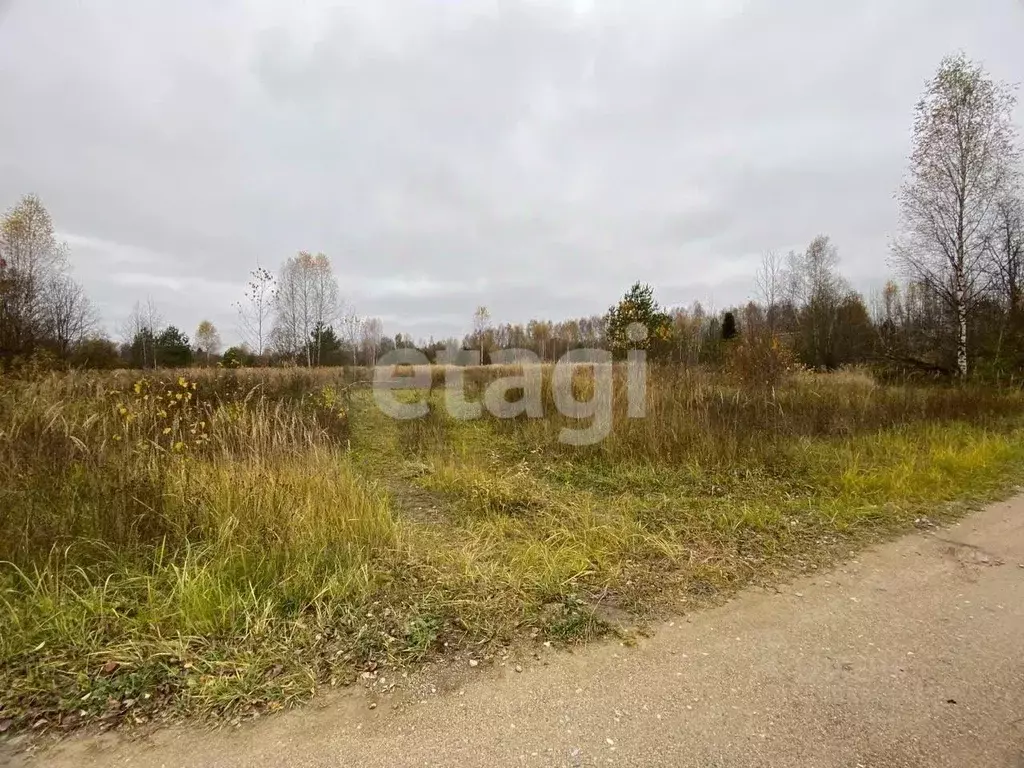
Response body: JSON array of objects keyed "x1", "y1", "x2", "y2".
[
  {"x1": 221, "y1": 346, "x2": 255, "y2": 368},
  {"x1": 69, "y1": 337, "x2": 122, "y2": 369},
  {"x1": 726, "y1": 331, "x2": 798, "y2": 388}
]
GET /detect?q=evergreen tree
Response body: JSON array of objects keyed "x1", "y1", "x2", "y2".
[
  {"x1": 605, "y1": 282, "x2": 672, "y2": 359},
  {"x1": 721, "y1": 311, "x2": 738, "y2": 341},
  {"x1": 156, "y1": 326, "x2": 193, "y2": 367}
]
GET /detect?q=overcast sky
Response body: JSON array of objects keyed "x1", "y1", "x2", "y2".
[{"x1": 1, "y1": 1, "x2": 1022, "y2": 345}]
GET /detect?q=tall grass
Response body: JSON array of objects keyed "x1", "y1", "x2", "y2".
[
  {"x1": 0, "y1": 369, "x2": 397, "y2": 728},
  {"x1": 2, "y1": 365, "x2": 1024, "y2": 733},
  {"x1": 426, "y1": 364, "x2": 1024, "y2": 465}
]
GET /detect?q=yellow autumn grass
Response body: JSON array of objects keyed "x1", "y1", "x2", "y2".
[{"x1": 2, "y1": 365, "x2": 1024, "y2": 732}]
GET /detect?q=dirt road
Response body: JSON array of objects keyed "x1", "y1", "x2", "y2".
[{"x1": 6, "y1": 496, "x2": 1024, "y2": 768}]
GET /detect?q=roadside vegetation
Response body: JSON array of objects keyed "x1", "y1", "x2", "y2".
[
  {"x1": 2, "y1": 51, "x2": 1024, "y2": 739},
  {"x1": 2, "y1": 364, "x2": 1024, "y2": 733}
]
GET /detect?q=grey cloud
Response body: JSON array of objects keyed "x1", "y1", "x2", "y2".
[{"x1": 1, "y1": 0, "x2": 1021, "y2": 345}]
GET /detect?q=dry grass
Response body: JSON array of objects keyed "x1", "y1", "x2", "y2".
[{"x1": 2, "y1": 364, "x2": 1024, "y2": 734}]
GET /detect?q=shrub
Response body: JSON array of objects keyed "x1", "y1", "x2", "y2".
[{"x1": 725, "y1": 331, "x2": 798, "y2": 389}]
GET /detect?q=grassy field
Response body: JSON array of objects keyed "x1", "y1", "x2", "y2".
[{"x1": 2, "y1": 364, "x2": 1024, "y2": 733}]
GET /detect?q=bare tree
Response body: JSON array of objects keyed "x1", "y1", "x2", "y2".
[
  {"x1": 987, "y1": 191, "x2": 1023, "y2": 314},
  {"x1": 755, "y1": 249, "x2": 783, "y2": 333},
  {"x1": 338, "y1": 310, "x2": 364, "y2": 366},
  {"x1": 237, "y1": 265, "x2": 275, "y2": 359},
  {"x1": 309, "y1": 253, "x2": 340, "y2": 365},
  {"x1": 272, "y1": 252, "x2": 340, "y2": 365},
  {"x1": 360, "y1": 317, "x2": 384, "y2": 366},
  {"x1": 892, "y1": 53, "x2": 1020, "y2": 376},
  {"x1": 44, "y1": 274, "x2": 98, "y2": 357},
  {"x1": 871, "y1": 280, "x2": 903, "y2": 349},
  {"x1": 472, "y1": 305, "x2": 491, "y2": 360},
  {"x1": 119, "y1": 298, "x2": 163, "y2": 368},
  {"x1": 526, "y1": 318, "x2": 550, "y2": 362},
  {"x1": 271, "y1": 259, "x2": 305, "y2": 361},
  {"x1": 983, "y1": 188, "x2": 1024, "y2": 368},
  {"x1": 785, "y1": 235, "x2": 846, "y2": 368},
  {"x1": 0, "y1": 194, "x2": 71, "y2": 358}
]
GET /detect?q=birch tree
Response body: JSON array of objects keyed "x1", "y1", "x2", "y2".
[
  {"x1": 0, "y1": 194, "x2": 74, "y2": 358},
  {"x1": 360, "y1": 317, "x2": 384, "y2": 366},
  {"x1": 892, "y1": 53, "x2": 1020, "y2": 376},
  {"x1": 755, "y1": 250, "x2": 783, "y2": 334},
  {"x1": 785, "y1": 235, "x2": 845, "y2": 369},
  {"x1": 194, "y1": 320, "x2": 221, "y2": 364},
  {"x1": 309, "y1": 254, "x2": 340, "y2": 365},
  {"x1": 272, "y1": 251, "x2": 340, "y2": 365},
  {"x1": 120, "y1": 298, "x2": 163, "y2": 368},
  {"x1": 472, "y1": 305, "x2": 491, "y2": 360},
  {"x1": 338, "y1": 311, "x2": 364, "y2": 366}
]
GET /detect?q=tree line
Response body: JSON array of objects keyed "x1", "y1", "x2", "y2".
[
  {"x1": 443, "y1": 55, "x2": 1024, "y2": 380},
  {"x1": 1, "y1": 54, "x2": 1020, "y2": 378}
]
